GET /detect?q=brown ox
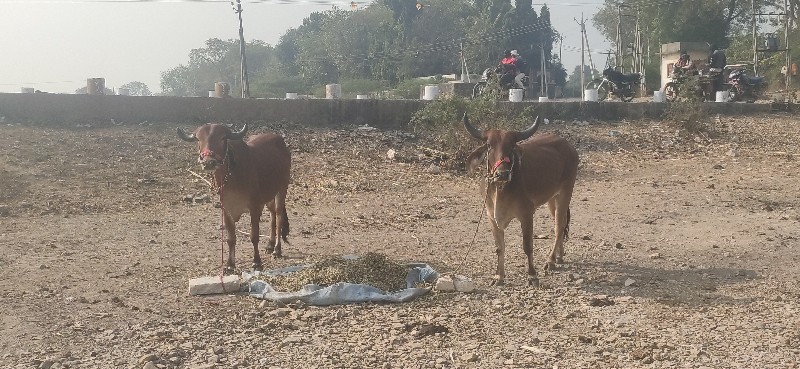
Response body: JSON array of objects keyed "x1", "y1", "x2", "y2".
[
  {"x1": 464, "y1": 114, "x2": 578, "y2": 287},
  {"x1": 178, "y1": 123, "x2": 291, "y2": 272}
]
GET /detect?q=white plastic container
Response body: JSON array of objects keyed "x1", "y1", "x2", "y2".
[
  {"x1": 20, "y1": 87, "x2": 34, "y2": 94},
  {"x1": 285, "y1": 92, "x2": 298, "y2": 99},
  {"x1": 584, "y1": 89, "x2": 599, "y2": 102},
  {"x1": 422, "y1": 85, "x2": 440, "y2": 100},
  {"x1": 715, "y1": 91, "x2": 730, "y2": 102},
  {"x1": 356, "y1": 94, "x2": 370, "y2": 99},
  {"x1": 325, "y1": 84, "x2": 342, "y2": 99},
  {"x1": 653, "y1": 90, "x2": 665, "y2": 103},
  {"x1": 538, "y1": 96, "x2": 550, "y2": 103},
  {"x1": 508, "y1": 88, "x2": 524, "y2": 102},
  {"x1": 208, "y1": 91, "x2": 216, "y2": 97}
]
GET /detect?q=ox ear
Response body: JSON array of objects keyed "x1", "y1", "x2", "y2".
[
  {"x1": 466, "y1": 144, "x2": 488, "y2": 174},
  {"x1": 462, "y1": 112, "x2": 485, "y2": 141},
  {"x1": 516, "y1": 116, "x2": 540, "y2": 142},
  {"x1": 228, "y1": 123, "x2": 249, "y2": 140},
  {"x1": 176, "y1": 127, "x2": 198, "y2": 142}
]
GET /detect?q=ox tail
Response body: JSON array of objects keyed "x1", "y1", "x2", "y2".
[
  {"x1": 563, "y1": 207, "x2": 571, "y2": 242},
  {"x1": 281, "y1": 206, "x2": 290, "y2": 243}
]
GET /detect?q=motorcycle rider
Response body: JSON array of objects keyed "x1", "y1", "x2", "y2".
[
  {"x1": 674, "y1": 51, "x2": 692, "y2": 74},
  {"x1": 497, "y1": 50, "x2": 518, "y2": 88},
  {"x1": 510, "y1": 50, "x2": 528, "y2": 89}
]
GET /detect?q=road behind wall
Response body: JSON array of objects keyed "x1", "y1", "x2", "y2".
[{"x1": 0, "y1": 93, "x2": 774, "y2": 129}]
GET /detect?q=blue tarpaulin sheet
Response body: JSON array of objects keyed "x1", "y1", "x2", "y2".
[{"x1": 246, "y1": 262, "x2": 439, "y2": 306}]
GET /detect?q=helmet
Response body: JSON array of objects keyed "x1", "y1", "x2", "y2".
[
  {"x1": 680, "y1": 51, "x2": 689, "y2": 60},
  {"x1": 510, "y1": 50, "x2": 519, "y2": 57}
]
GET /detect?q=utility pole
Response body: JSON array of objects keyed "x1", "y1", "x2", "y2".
[
  {"x1": 233, "y1": 0, "x2": 250, "y2": 98},
  {"x1": 575, "y1": 13, "x2": 586, "y2": 101},
  {"x1": 784, "y1": 0, "x2": 791, "y2": 90},
  {"x1": 752, "y1": 0, "x2": 758, "y2": 75},
  {"x1": 616, "y1": 5, "x2": 623, "y2": 70},
  {"x1": 540, "y1": 44, "x2": 548, "y2": 98}
]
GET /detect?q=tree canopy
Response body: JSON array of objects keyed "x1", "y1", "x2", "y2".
[{"x1": 159, "y1": 0, "x2": 564, "y2": 97}]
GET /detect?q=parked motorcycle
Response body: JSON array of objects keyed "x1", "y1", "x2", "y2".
[
  {"x1": 585, "y1": 67, "x2": 641, "y2": 102},
  {"x1": 727, "y1": 68, "x2": 765, "y2": 103}
]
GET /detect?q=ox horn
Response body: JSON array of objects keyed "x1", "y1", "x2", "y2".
[
  {"x1": 462, "y1": 112, "x2": 485, "y2": 140},
  {"x1": 176, "y1": 127, "x2": 198, "y2": 142},
  {"x1": 228, "y1": 123, "x2": 249, "y2": 140},
  {"x1": 517, "y1": 116, "x2": 541, "y2": 142}
]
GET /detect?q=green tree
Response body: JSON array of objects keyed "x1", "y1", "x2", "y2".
[
  {"x1": 564, "y1": 65, "x2": 598, "y2": 97},
  {"x1": 119, "y1": 81, "x2": 151, "y2": 96},
  {"x1": 160, "y1": 39, "x2": 275, "y2": 96},
  {"x1": 593, "y1": 0, "x2": 756, "y2": 50}
]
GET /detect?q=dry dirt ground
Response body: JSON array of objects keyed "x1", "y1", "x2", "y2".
[{"x1": 1, "y1": 113, "x2": 800, "y2": 369}]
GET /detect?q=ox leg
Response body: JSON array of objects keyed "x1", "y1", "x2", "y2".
[
  {"x1": 546, "y1": 198, "x2": 563, "y2": 266},
  {"x1": 250, "y1": 206, "x2": 264, "y2": 271},
  {"x1": 520, "y1": 212, "x2": 539, "y2": 288},
  {"x1": 272, "y1": 191, "x2": 288, "y2": 258},
  {"x1": 223, "y1": 213, "x2": 237, "y2": 274},
  {"x1": 265, "y1": 201, "x2": 277, "y2": 255},
  {"x1": 489, "y1": 219, "x2": 507, "y2": 286},
  {"x1": 547, "y1": 192, "x2": 573, "y2": 271}
]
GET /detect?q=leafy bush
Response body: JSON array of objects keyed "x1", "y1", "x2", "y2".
[
  {"x1": 340, "y1": 79, "x2": 388, "y2": 98},
  {"x1": 664, "y1": 99, "x2": 710, "y2": 133},
  {"x1": 250, "y1": 75, "x2": 310, "y2": 98},
  {"x1": 408, "y1": 94, "x2": 540, "y2": 170},
  {"x1": 390, "y1": 78, "x2": 438, "y2": 99},
  {"x1": 309, "y1": 79, "x2": 389, "y2": 98}
]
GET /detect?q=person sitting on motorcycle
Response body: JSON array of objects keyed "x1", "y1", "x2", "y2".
[
  {"x1": 497, "y1": 50, "x2": 518, "y2": 88},
  {"x1": 674, "y1": 51, "x2": 693, "y2": 75},
  {"x1": 510, "y1": 50, "x2": 528, "y2": 88}
]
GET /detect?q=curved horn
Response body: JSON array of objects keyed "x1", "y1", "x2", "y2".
[
  {"x1": 176, "y1": 127, "x2": 197, "y2": 142},
  {"x1": 462, "y1": 112, "x2": 484, "y2": 140},
  {"x1": 228, "y1": 123, "x2": 248, "y2": 140},
  {"x1": 517, "y1": 116, "x2": 541, "y2": 142}
]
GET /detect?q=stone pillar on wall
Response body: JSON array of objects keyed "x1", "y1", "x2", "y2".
[{"x1": 87, "y1": 78, "x2": 105, "y2": 95}]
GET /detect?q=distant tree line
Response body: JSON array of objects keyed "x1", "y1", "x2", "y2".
[{"x1": 158, "y1": 0, "x2": 565, "y2": 97}]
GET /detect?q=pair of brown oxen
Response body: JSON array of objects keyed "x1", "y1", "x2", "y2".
[{"x1": 178, "y1": 114, "x2": 578, "y2": 287}]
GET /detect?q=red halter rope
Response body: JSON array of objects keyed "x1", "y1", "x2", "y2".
[{"x1": 492, "y1": 157, "x2": 511, "y2": 173}]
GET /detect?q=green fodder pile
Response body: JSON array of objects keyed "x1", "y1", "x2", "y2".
[{"x1": 260, "y1": 253, "x2": 410, "y2": 292}]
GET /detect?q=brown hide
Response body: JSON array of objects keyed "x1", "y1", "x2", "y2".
[
  {"x1": 464, "y1": 114, "x2": 578, "y2": 287},
  {"x1": 178, "y1": 123, "x2": 291, "y2": 272}
]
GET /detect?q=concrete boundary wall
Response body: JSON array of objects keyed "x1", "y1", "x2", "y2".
[{"x1": 0, "y1": 93, "x2": 774, "y2": 129}]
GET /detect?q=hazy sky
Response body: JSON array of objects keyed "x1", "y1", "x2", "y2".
[{"x1": 0, "y1": 0, "x2": 609, "y2": 94}]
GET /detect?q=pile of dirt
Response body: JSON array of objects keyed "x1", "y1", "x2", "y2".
[{"x1": 258, "y1": 252, "x2": 410, "y2": 292}]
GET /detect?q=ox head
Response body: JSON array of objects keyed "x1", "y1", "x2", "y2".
[
  {"x1": 177, "y1": 123, "x2": 248, "y2": 171},
  {"x1": 464, "y1": 112, "x2": 540, "y2": 185}
]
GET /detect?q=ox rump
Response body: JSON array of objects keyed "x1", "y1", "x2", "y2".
[
  {"x1": 177, "y1": 123, "x2": 291, "y2": 273},
  {"x1": 463, "y1": 113, "x2": 579, "y2": 287}
]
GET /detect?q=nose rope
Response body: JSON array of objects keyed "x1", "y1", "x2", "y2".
[
  {"x1": 485, "y1": 150, "x2": 519, "y2": 186},
  {"x1": 492, "y1": 157, "x2": 511, "y2": 172}
]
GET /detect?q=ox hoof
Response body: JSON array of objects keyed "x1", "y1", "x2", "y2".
[
  {"x1": 527, "y1": 277, "x2": 540, "y2": 288},
  {"x1": 271, "y1": 251, "x2": 283, "y2": 259},
  {"x1": 543, "y1": 261, "x2": 558, "y2": 273},
  {"x1": 490, "y1": 278, "x2": 505, "y2": 287},
  {"x1": 555, "y1": 256, "x2": 564, "y2": 264},
  {"x1": 252, "y1": 263, "x2": 263, "y2": 271},
  {"x1": 224, "y1": 266, "x2": 236, "y2": 275}
]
